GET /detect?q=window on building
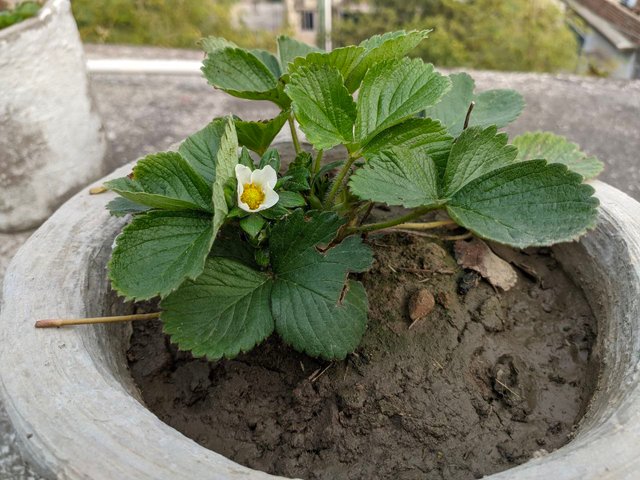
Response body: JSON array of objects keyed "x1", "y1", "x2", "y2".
[{"x1": 301, "y1": 10, "x2": 314, "y2": 31}]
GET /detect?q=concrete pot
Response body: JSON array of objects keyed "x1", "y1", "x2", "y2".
[
  {"x1": 0, "y1": 0, "x2": 105, "y2": 232},
  {"x1": 0, "y1": 160, "x2": 638, "y2": 479}
]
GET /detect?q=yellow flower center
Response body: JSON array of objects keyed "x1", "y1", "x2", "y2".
[{"x1": 241, "y1": 183, "x2": 266, "y2": 210}]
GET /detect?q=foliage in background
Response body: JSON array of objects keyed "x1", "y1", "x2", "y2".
[
  {"x1": 72, "y1": 0, "x2": 285, "y2": 50},
  {"x1": 0, "y1": 1, "x2": 40, "y2": 30},
  {"x1": 334, "y1": 0, "x2": 579, "y2": 73}
]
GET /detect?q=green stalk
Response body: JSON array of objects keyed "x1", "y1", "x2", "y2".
[
  {"x1": 323, "y1": 155, "x2": 357, "y2": 208},
  {"x1": 308, "y1": 194, "x2": 323, "y2": 210},
  {"x1": 288, "y1": 115, "x2": 302, "y2": 154},
  {"x1": 313, "y1": 149, "x2": 324, "y2": 175},
  {"x1": 344, "y1": 205, "x2": 441, "y2": 235}
]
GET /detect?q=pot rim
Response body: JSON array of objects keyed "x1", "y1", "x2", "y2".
[{"x1": 0, "y1": 160, "x2": 638, "y2": 479}]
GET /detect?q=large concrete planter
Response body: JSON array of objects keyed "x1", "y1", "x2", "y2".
[
  {"x1": 0, "y1": 160, "x2": 638, "y2": 479},
  {"x1": 0, "y1": 0, "x2": 105, "y2": 232}
]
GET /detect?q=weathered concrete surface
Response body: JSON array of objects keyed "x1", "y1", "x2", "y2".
[
  {"x1": 2, "y1": 173, "x2": 640, "y2": 479},
  {"x1": 0, "y1": 0, "x2": 106, "y2": 232},
  {"x1": 0, "y1": 44, "x2": 639, "y2": 477},
  {"x1": 0, "y1": 233, "x2": 37, "y2": 479}
]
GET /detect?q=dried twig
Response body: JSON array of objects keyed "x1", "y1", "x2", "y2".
[
  {"x1": 35, "y1": 312, "x2": 160, "y2": 328},
  {"x1": 89, "y1": 185, "x2": 107, "y2": 195}
]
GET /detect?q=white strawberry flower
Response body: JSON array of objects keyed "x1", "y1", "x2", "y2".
[{"x1": 235, "y1": 164, "x2": 279, "y2": 213}]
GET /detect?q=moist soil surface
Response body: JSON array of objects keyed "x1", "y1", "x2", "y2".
[{"x1": 127, "y1": 233, "x2": 598, "y2": 480}]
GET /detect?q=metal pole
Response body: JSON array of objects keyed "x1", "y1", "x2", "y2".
[
  {"x1": 317, "y1": 0, "x2": 325, "y2": 49},
  {"x1": 325, "y1": 0, "x2": 332, "y2": 51},
  {"x1": 317, "y1": 0, "x2": 332, "y2": 51}
]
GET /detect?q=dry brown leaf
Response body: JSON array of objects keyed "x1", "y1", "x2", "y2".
[
  {"x1": 454, "y1": 238, "x2": 518, "y2": 291},
  {"x1": 408, "y1": 289, "x2": 435, "y2": 328}
]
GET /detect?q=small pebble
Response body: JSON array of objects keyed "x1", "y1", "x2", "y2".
[{"x1": 408, "y1": 289, "x2": 436, "y2": 323}]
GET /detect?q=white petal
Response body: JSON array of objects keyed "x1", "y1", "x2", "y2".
[
  {"x1": 255, "y1": 188, "x2": 279, "y2": 212},
  {"x1": 235, "y1": 164, "x2": 252, "y2": 185},
  {"x1": 238, "y1": 198, "x2": 255, "y2": 213},
  {"x1": 251, "y1": 165, "x2": 278, "y2": 189}
]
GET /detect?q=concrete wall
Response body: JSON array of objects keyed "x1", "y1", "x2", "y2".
[
  {"x1": 232, "y1": 1, "x2": 285, "y2": 32},
  {"x1": 579, "y1": 28, "x2": 638, "y2": 78}
]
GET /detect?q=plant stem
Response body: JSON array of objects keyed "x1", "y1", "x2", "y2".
[
  {"x1": 345, "y1": 206, "x2": 440, "y2": 235},
  {"x1": 323, "y1": 155, "x2": 357, "y2": 208},
  {"x1": 288, "y1": 115, "x2": 302, "y2": 154},
  {"x1": 463, "y1": 101, "x2": 476, "y2": 130},
  {"x1": 308, "y1": 194, "x2": 323, "y2": 210},
  {"x1": 395, "y1": 220, "x2": 456, "y2": 230},
  {"x1": 357, "y1": 201, "x2": 374, "y2": 226},
  {"x1": 35, "y1": 312, "x2": 160, "y2": 328},
  {"x1": 313, "y1": 149, "x2": 324, "y2": 175}
]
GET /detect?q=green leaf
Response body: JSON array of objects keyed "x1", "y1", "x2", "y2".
[
  {"x1": 238, "y1": 146, "x2": 255, "y2": 170},
  {"x1": 282, "y1": 155, "x2": 311, "y2": 192},
  {"x1": 106, "y1": 197, "x2": 150, "y2": 217},
  {"x1": 472, "y1": 89, "x2": 525, "y2": 132},
  {"x1": 277, "y1": 191, "x2": 306, "y2": 208},
  {"x1": 346, "y1": 29, "x2": 431, "y2": 92},
  {"x1": 211, "y1": 227, "x2": 258, "y2": 267},
  {"x1": 442, "y1": 126, "x2": 518, "y2": 197},
  {"x1": 355, "y1": 58, "x2": 451, "y2": 146},
  {"x1": 202, "y1": 47, "x2": 288, "y2": 106},
  {"x1": 447, "y1": 160, "x2": 599, "y2": 248},
  {"x1": 424, "y1": 72, "x2": 525, "y2": 136},
  {"x1": 513, "y1": 132, "x2": 604, "y2": 180},
  {"x1": 250, "y1": 49, "x2": 282, "y2": 78},
  {"x1": 349, "y1": 147, "x2": 440, "y2": 208},
  {"x1": 109, "y1": 211, "x2": 214, "y2": 300},
  {"x1": 104, "y1": 152, "x2": 213, "y2": 212},
  {"x1": 285, "y1": 64, "x2": 356, "y2": 150},
  {"x1": 240, "y1": 214, "x2": 266, "y2": 238},
  {"x1": 227, "y1": 206, "x2": 249, "y2": 219},
  {"x1": 211, "y1": 118, "x2": 239, "y2": 238},
  {"x1": 313, "y1": 160, "x2": 344, "y2": 186},
  {"x1": 361, "y1": 118, "x2": 453, "y2": 171},
  {"x1": 198, "y1": 36, "x2": 238, "y2": 53},
  {"x1": 277, "y1": 35, "x2": 321, "y2": 72},
  {"x1": 179, "y1": 118, "x2": 228, "y2": 184},
  {"x1": 288, "y1": 46, "x2": 365, "y2": 87},
  {"x1": 258, "y1": 148, "x2": 281, "y2": 171},
  {"x1": 422, "y1": 73, "x2": 474, "y2": 135},
  {"x1": 359, "y1": 30, "x2": 407, "y2": 50},
  {"x1": 270, "y1": 210, "x2": 373, "y2": 360},
  {"x1": 287, "y1": 30, "x2": 430, "y2": 93},
  {"x1": 234, "y1": 112, "x2": 288, "y2": 156},
  {"x1": 161, "y1": 256, "x2": 273, "y2": 360},
  {"x1": 281, "y1": 171, "x2": 310, "y2": 192},
  {"x1": 258, "y1": 203, "x2": 289, "y2": 220}
]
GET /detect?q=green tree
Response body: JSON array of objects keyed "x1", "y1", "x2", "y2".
[
  {"x1": 334, "y1": 0, "x2": 578, "y2": 72},
  {"x1": 72, "y1": 0, "x2": 285, "y2": 50}
]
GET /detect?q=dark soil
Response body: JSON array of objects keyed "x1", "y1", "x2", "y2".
[{"x1": 127, "y1": 233, "x2": 598, "y2": 480}]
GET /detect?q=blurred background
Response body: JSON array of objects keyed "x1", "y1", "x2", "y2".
[{"x1": 4, "y1": 0, "x2": 640, "y2": 78}]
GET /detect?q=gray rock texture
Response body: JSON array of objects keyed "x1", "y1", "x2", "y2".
[{"x1": 0, "y1": 43, "x2": 639, "y2": 477}]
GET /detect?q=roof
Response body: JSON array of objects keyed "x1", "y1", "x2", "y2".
[
  {"x1": 567, "y1": 0, "x2": 639, "y2": 50},
  {"x1": 565, "y1": 0, "x2": 640, "y2": 50}
]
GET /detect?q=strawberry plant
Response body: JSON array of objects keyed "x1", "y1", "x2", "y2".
[{"x1": 105, "y1": 31, "x2": 601, "y2": 360}]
